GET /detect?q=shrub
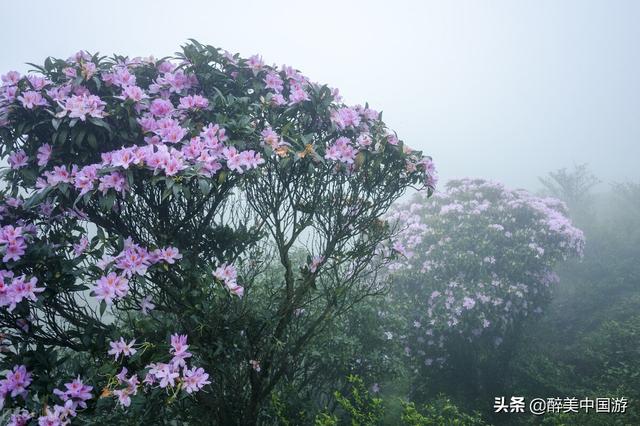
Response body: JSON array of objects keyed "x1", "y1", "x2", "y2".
[
  {"x1": 0, "y1": 40, "x2": 435, "y2": 424},
  {"x1": 387, "y1": 178, "x2": 583, "y2": 404}
]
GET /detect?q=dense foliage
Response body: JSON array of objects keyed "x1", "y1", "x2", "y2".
[{"x1": 0, "y1": 40, "x2": 435, "y2": 425}]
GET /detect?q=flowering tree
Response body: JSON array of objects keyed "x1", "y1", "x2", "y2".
[
  {"x1": 387, "y1": 178, "x2": 584, "y2": 402},
  {"x1": 0, "y1": 40, "x2": 436, "y2": 424}
]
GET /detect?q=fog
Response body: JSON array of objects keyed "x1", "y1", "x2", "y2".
[
  {"x1": 1, "y1": 0, "x2": 638, "y2": 189},
  {"x1": 2, "y1": 3, "x2": 640, "y2": 423}
]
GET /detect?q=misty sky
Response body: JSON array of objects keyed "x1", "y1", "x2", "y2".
[{"x1": 1, "y1": 0, "x2": 638, "y2": 190}]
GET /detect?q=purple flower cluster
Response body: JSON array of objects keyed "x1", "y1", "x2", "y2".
[
  {"x1": 0, "y1": 225, "x2": 28, "y2": 263},
  {"x1": 0, "y1": 365, "x2": 32, "y2": 406},
  {"x1": 36, "y1": 377, "x2": 93, "y2": 425},
  {"x1": 0, "y1": 270, "x2": 44, "y2": 312},
  {"x1": 143, "y1": 334, "x2": 210, "y2": 394},
  {"x1": 1, "y1": 46, "x2": 436, "y2": 203},
  {"x1": 92, "y1": 237, "x2": 181, "y2": 305},
  {"x1": 213, "y1": 263, "x2": 243, "y2": 297},
  {"x1": 104, "y1": 333, "x2": 210, "y2": 408}
]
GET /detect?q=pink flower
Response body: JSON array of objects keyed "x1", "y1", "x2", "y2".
[
  {"x1": 26, "y1": 75, "x2": 50, "y2": 90},
  {"x1": 182, "y1": 367, "x2": 211, "y2": 393},
  {"x1": 165, "y1": 126, "x2": 188, "y2": 144},
  {"x1": 2, "y1": 85, "x2": 18, "y2": 102},
  {"x1": 73, "y1": 236, "x2": 89, "y2": 256},
  {"x1": 108, "y1": 337, "x2": 137, "y2": 360},
  {"x1": 271, "y1": 93, "x2": 287, "y2": 106},
  {"x1": 213, "y1": 263, "x2": 237, "y2": 284},
  {"x1": 8, "y1": 150, "x2": 28, "y2": 169},
  {"x1": 282, "y1": 65, "x2": 305, "y2": 82},
  {"x1": 163, "y1": 156, "x2": 187, "y2": 176},
  {"x1": 213, "y1": 263, "x2": 244, "y2": 297},
  {"x1": 223, "y1": 147, "x2": 243, "y2": 173},
  {"x1": 37, "y1": 144, "x2": 52, "y2": 166},
  {"x1": 63, "y1": 67, "x2": 77, "y2": 79},
  {"x1": 80, "y1": 62, "x2": 97, "y2": 80},
  {"x1": 462, "y1": 297, "x2": 476, "y2": 310},
  {"x1": 1, "y1": 71, "x2": 21, "y2": 86},
  {"x1": 0, "y1": 365, "x2": 32, "y2": 399},
  {"x1": 158, "y1": 246, "x2": 182, "y2": 264},
  {"x1": 119, "y1": 85, "x2": 147, "y2": 102},
  {"x1": 288, "y1": 83, "x2": 309, "y2": 104},
  {"x1": 110, "y1": 147, "x2": 137, "y2": 169},
  {"x1": 149, "y1": 98, "x2": 174, "y2": 117},
  {"x1": 103, "y1": 67, "x2": 135, "y2": 87},
  {"x1": 92, "y1": 272, "x2": 129, "y2": 305},
  {"x1": 3, "y1": 240, "x2": 27, "y2": 263},
  {"x1": 157, "y1": 61, "x2": 176, "y2": 74},
  {"x1": 7, "y1": 409, "x2": 31, "y2": 425},
  {"x1": 115, "y1": 244, "x2": 151, "y2": 277},
  {"x1": 179, "y1": 95, "x2": 209, "y2": 110},
  {"x1": 52, "y1": 377, "x2": 93, "y2": 409},
  {"x1": 140, "y1": 295, "x2": 155, "y2": 315},
  {"x1": 260, "y1": 127, "x2": 283, "y2": 149},
  {"x1": 74, "y1": 164, "x2": 99, "y2": 195},
  {"x1": 331, "y1": 107, "x2": 361, "y2": 129},
  {"x1": 17, "y1": 91, "x2": 48, "y2": 109},
  {"x1": 137, "y1": 115, "x2": 157, "y2": 133},
  {"x1": 238, "y1": 150, "x2": 265, "y2": 170},
  {"x1": 46, "y1": 85, "x2": 73, "y2": 102},
  {"x1": 226, "y1": 282, "x2": 244, "y2": 298},
  {"x1": 57, "y1": 94, "x2": 106, "y2": 121},
  {"x1": 356, "y1": 134, "x2": 372, "y2": 148},
  {"x1": 309, "y1": 255, "x2": 324, "y2": 273},
  {"x1": 170, "y1": 334, "x2": 192, "y2": 368},
  {"x1": 0, "y1": 225, "x2": 24, "y2": 244},
  {"x1": 264, "y1": 72, "x2": 284, "y2": 92},
  {"x1": 392, "y1": 241, "x2": 407, "y2": 257},
  {"x1": 5, "y1": 197, "x2": 22, "y2": 209},
  {"x1": 113, "y1": 369, "x2": 139, "y2": 407},
  {"x1": 157, "y1": 70, "x2": 195, "y2": 93},
  {"x1": 44, "y1": 165, "x2": 74, "y2": 187},
  {"x1": 148, "y1": 363, "x2": 179, "y2": 388},
  {"x1": 98, "y1": 171, "x2": 127, "y2": 195},
  {"x1": 4, "y1": 275, "x2": 44, "y2": 311},
  {"x1": 324, "y1": 137, "x2": 356, "y2": 164},
  {"x1": 246, "y1": 54, "x2": 264, "y2": 72}
]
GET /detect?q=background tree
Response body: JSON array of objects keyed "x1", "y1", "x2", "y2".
[
  {"x1": 509, "y1": 169, "x2": 640, "y2": 425},
  {"x1": 386, "y1": 178, "x2": 584, "y2": 415},
  {"x1": 538, "y1": 163, "x2": 600, "y2": 223}
]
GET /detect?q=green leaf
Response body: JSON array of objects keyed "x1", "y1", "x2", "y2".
[
  {"x1": 74, "y1": 128, "x2": 87, "y2": 146},
  {"x1": 57, "y1": 128, "x2": 68, "y2": 145},
  {"x1": 198, "y1": 179, "x2": 211, "y2": 195},
  {"x1": 87, "y1": 133, "x2": 98, "y2": 149}
]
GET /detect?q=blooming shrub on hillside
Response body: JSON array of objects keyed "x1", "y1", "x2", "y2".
[
  {"x1": 0, "y1": 40, "x2": 435, "y2": 424},
  {"x1": 387, "y1": 178, "x2": 583, "y2": 399}
]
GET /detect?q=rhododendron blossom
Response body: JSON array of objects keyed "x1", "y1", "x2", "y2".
[
  {"x1": 108, "y1": 337, "x2": 137, "y2": 360},
  {"x1": 0, "y1": 365, "x2": 32, "y2": 401},
  {"x1": 57, "y1": 94, "x2": 106, "y2": 121},
  {"x1": 52, "y1": 377, "x2": 93, "y2": 409}
]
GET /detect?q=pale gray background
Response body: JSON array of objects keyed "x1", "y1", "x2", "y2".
[{"x1": 1, "y1": 0, "x2": 638, "y2": 189}]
